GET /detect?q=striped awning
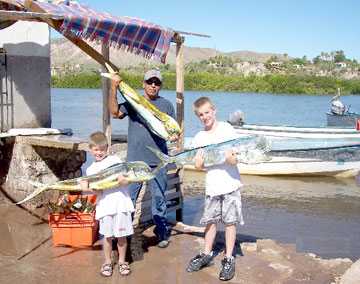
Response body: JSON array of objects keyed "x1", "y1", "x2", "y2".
[{"x1": 1, "y1": 0, "x2": 172, "y2": 63}]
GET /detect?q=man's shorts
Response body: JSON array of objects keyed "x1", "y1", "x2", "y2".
[
  {"x1": 99, "y1": 212, "x2": 134, "y2": 238},
  {"x1": 200, "y1": 189, "x2": 244, "y2": 226}
]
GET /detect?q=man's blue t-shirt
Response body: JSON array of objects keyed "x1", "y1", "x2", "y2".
[{"x1": 119, "y1": 96, "x2": 176, "y2": 166}]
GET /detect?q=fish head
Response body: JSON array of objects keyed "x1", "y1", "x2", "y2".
[{"x1": 164, "y1": 116, "x2": 182, "y2": 139}]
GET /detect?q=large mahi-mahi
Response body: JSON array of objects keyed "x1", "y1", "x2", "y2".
[
  {"x1": 148, "y1": 135, "x2": 271, "y2": 172},
  {"x1": 100, "y1": 63, "x2": 181, "y2": 141},
  {"x1": 16, "y1": 161, "x2": 155, "y2": 204}
]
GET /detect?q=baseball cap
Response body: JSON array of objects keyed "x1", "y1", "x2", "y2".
[{"x1": 144, "y1": 70, "x2": 162, "y2": 82}]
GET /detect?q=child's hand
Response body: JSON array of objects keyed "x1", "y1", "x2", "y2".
[
  {"x1": 225, "y1": 148, "x2": 238, "y2": 165},
  {"x1": 194, "y1": 148, "x2": 205, "y2": 169},
  {"x1": 118, "y1": 173, "x2": 129, "y2": 186},
  {"x1": 80, "y1": 180, "x2": 102, "y2": 195}
]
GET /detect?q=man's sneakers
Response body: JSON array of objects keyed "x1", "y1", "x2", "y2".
[
  {"x1": 219, "y1": 256, "x2": 235, "y2": 281},
  {"x1": 156, "y1": 234, "x2": 169, "y2": 248},
  {"x1": 186, "y1": 250, "x2": 214, "y2": 272},
  {"x1": 186, "y1": 252, "x2": 235, "y2": 282}
]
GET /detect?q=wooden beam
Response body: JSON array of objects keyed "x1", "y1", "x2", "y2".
[
  {"x1": 101, "y1": 44, "x2": 111, "y2": 153},
  {"x1": 1, "y1": 0, "x2": 23, "y2": 8},
  {"x1": 173, "y1": 29, "x2": 211, "y2": 38},
  {"x1": 175, "y1": 35, "x2": 185, "y2": 150},
  {"x1": 0, "y1": 10, "x2": 65, "y2": 21},
  {"x1": 22, "y1": 0, "x2": 118, "y2": 71}
]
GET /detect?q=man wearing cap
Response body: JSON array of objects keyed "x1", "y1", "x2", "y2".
[{"x1": 108, "y1": 69, "x2": 176, "y2": 248}]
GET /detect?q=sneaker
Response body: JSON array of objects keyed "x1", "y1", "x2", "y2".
[
  {"x1": 186, "y1": 250, "x2": 214, "y2": 272},
  {"x1": 219, "y1": 256, "x2": 235, "y2": 281},
  {"x1": 156, "y1": 234, "x2": 169, "y2": 248}
]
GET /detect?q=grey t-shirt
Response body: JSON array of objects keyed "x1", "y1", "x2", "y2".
[{"x1": 119, "y1": 96, "x2": 176, "y2": 166}]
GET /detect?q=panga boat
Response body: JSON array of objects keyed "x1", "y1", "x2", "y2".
[
  {"x1": 232, "y1": 124, "x2": 360, "y2": 139},
  {"x1": 326, "y1": 111, "x2": 360, "y2": 127},
  {"x1": 183, "y1": 136, "x2": 360, "y2": 177},
  {"x1": 237, "y1": 137, "x2": 360, "y2": 177}
]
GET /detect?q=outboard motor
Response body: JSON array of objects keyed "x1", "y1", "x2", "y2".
[
  {"x1": 331, "y1": 100, "x2": 345, "y2": 115},
  {"x1": 227, "y1": 110, "x2": 245, "y2": 126}
]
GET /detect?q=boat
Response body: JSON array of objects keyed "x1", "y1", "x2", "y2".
[
  {"x1": 183, "y1": 136, "x2": 360, "y2": 177},
  {"x1": 237, "y1": 137, "x2": 360, "y2": 177},
  {"x1": 0, "y1": 128, "x2": 72, "y2": 138},
  {"x1": 326, "y1": 88, "x2": 360, "y2": 127},
  {"x1": 326, "y1": 111, "x2": 360, "y2": 127},
  {"x1": 232, "y1": 124, "x2": 360, "y2": 139}
]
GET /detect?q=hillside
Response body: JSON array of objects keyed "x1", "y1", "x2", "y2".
[{"x1": 51, "y1": 38, "x2": 288, "y2": 71}]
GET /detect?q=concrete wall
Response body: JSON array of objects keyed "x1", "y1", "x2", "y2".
[{"x1": 0, "y1": 21, "x2": 51, "y2": 132}]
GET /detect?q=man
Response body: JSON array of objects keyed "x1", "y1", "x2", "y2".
[{"x1": 109, "y1": 70, "x2": 177, "y2": 248}]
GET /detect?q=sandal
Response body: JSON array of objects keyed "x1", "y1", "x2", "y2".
[
  {"x1": 100, "y1": 263, "x2": 113, "y2": 277},
  {"x1": 118, "y1": 262, "x2": 132, "y2": 277}
]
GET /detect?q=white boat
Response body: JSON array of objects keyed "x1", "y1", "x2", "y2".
[
  {"x1": 237, "y1": 137, "x2": 360, "y2": 177},
  {"x1": 184, "y1": 136, "x2": 360, "y2": 177},
  {"x1": 233, "y1": 124, "x2": 360, "y2": 139},
  {"x1": 0, "y1": 128, "x2": 72, "y2": 138}
]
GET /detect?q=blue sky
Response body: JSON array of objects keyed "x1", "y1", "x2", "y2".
[{"x1": 52, "y1": 0, "x2": 360, "y2": 61}]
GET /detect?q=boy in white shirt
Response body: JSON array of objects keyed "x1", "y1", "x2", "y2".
[
  {"x1": 81, "y1": 132, "x2": 134, "y2": 277},
  {"x1": 186, "y1": 97, "x2": 244, "y2": 281}
]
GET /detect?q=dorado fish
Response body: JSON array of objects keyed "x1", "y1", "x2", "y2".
[
  {"x1": 16, "y1": 161, "x2": 155, "y2": 205},
  {"x1": 100, "y1": 63, "x2": 181, "y2": 141},
  {"x1": 148, "y1": 135, "x2": 271, "y2": 172}
]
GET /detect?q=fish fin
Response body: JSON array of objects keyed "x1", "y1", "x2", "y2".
[
  {"x1": 147, "y1": 146, "x2": 173, "y2": 174},
  {"x1": 15, "y1": 179, "x2": 48, "y2": 205}
]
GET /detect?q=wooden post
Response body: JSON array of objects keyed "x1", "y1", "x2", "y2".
[
  {"x1": 101, "y1": 44, "x2": 111, "y2": 153},
  {"x1": 175, "y1": 35, "x2": 185, "y2": 150}
]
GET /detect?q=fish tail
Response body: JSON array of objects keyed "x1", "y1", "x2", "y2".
[
  {"x1": 147, "y1": 146, "x2": 174, "y2": 174},
  {"x1": 105, "y1": 62, "x2": 115, "y2": 74},
  {"x1": 15, "y1": 178, "x2": 48, "y2": 205}
]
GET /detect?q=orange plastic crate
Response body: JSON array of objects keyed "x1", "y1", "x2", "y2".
[{"x1": 48, "y1": 195, "x2": 98, "y2": 247}]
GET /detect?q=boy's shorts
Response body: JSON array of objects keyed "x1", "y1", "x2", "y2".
[
  {"x1": 200, "y1": 189, "x2": 244, "y2": 226},
  {"x1": 99, "y1": 212, "x2": 134, "y2": 238}
]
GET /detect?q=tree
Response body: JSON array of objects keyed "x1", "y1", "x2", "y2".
[
  {"x1": 334, "y1": 50, "x2": 346, "y2": 62},
  {"x1": 313, "y1": 55, "x2": 321, "y2": 64},
  {"x1": 330, "y1": 51, "x2": 335, "y2": 60}
]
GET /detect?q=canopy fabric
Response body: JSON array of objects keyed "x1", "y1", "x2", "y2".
[{"x1": 3, "y1": 0, "x2": 172, "y2": 63}]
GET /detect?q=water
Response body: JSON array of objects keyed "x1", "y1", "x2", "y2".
[
  {"x1": 51, "y1": 88, "x2": 360, "y2": 261},
  {"x1": 51, "y1": 88, "x2": 360, "y2": 137}
]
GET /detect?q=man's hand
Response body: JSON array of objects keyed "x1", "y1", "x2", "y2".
[
  {"x1": 110, "y1": 72, "x2": 122, "y2": 89},
  {"x1": 194, "y1": 148, "x2": 205, "y2": 169},
  {"x1": 167, "y1": 136, "x2": 180, "y2": 143}
]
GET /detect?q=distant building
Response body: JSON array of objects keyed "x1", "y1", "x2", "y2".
[
  {"x1": 0, "y1": 21, "x2": 51, "y2": 132},
  {"x1": 335, "y1": 62, "x2": 347, "y2": 68}
]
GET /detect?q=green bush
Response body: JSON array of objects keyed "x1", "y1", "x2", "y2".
[{"x1": 51, "y1": 73, "x2": 360, "y2": 95}]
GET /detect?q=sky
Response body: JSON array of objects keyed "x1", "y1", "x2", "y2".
[{"x1": 52, "y1": 0, "x2": 360, "y2": 61}]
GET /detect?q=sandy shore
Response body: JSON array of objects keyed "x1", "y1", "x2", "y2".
[{"x1": 0, "y1": 190, "x2": 358, "y2": 284}]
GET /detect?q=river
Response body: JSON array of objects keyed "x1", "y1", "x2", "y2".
[{"x1": 51, "y1": 88, "x2": 360, "y2": 261}]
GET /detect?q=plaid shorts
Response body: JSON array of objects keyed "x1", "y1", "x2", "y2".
[{"x1": 200, "y1": 189, "x2": 244, "y2": 226}]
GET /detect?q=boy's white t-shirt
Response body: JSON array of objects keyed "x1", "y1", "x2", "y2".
[
  {"x1": 191, "y1": 121, "x2": 243, "y2": 197},
  {"x1": 86, "y1": 155, "x2": 135, "y2": 220}
]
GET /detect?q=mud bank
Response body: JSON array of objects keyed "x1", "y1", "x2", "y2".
[{"x1": 0, "y1": 196, "x2": 356, "y2": 284}]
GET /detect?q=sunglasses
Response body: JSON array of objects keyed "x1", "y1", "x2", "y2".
[{"x1": 145, "y1": 79, "x2": 162, "y2": 86}]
